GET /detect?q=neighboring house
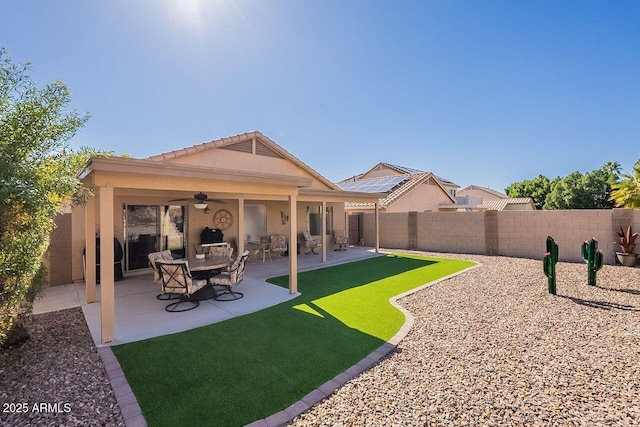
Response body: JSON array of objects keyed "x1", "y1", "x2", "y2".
[
  {"x1": 439, "y1": 185, "x2": 535, "y2": 211},
  {"x1": 480, "y1": 197, "x2": 536, "y2": 211},
  {"x1": 53, "y1": 131, "x2": 380, "y2": 343},
  {"x1": 338, "y1": 163, "x2": 457, "y2": 214},
  {"x1": 457, "y1": 185, "x2": 508, "y2": 200}
]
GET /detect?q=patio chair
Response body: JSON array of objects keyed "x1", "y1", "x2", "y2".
[
  {"x1": 333, "y1": 230, "x2": 348, "y2": 251},
  {"x1": 148, "y1": 250, "x2": 181, "y2": 300},
  {"x1": 210, "y1": 250, "x2": 250, "y2": 301},
  {"x1": 207, "y1": 245, "x2": 234, "y2": 261},
  {"x1": 259, "y1": 235, "x2": 271, "y2": 262},
  {"x1": 270, "y1": 234, "x2": 287, "y2": 259},
  {"x1": 302, "y1": 231, "x2": 322, "y2": 255},
  {"x1": 155, "y1": 260, "x2": 207, "y2": 312}
]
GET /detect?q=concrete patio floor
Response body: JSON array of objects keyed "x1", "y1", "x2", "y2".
[{"x1": 33, "y1": 246, "x2": 382, "y2": 347}]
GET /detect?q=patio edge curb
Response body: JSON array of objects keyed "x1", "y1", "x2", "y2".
[
  {"x1": 245, "y1": 257, "x2": 481, "y2": 426},
  {"x1": 97, "y1": 347, "x2": 147, "y2": 427}
]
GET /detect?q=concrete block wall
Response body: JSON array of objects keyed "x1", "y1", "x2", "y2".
[
  {"x1": 361, "y1": 208, "x2": 638, "y2": 265},
  {"x1": 497, "y1": 210, "x2": 614, "y2": 264},
  {"x1": 360, "y1": 212, "x2": 411, "y2": 249},
  {"x1": 48, "y1": 213, "x2": 73, "y2": 286},
  {"x1": 417, "y1": 212, "x2": 486, "y2": 254}
]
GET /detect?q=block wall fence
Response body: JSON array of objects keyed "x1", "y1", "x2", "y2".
[{"x1": 362, "y1": 208, "x2": 640, "y2": 265}]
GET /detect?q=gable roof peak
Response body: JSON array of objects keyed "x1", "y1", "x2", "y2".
[
  {"x1": 460, "y1": 185, "x2": 508, "y2": 198},
  {"x1": 380, "y1": 163, "x2": 425, "y2": 175},
  {"x1": 147, "y1": 130, "x2": 341, "y2": 190}
]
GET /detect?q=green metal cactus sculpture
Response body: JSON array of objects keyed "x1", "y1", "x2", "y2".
[
  {"x1": 543, "y1": 236, "x2": 558, "y2": 294},
  {"x1": 581, "y1": 237, "x2": 604, "y2": 286}
]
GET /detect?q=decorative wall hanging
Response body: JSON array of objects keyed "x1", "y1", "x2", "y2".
[{"x1": 213, "y1": 209, "x2": 233, "y2": 230}]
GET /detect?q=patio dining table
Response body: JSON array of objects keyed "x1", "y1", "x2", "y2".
[{"x1": 189, "y1": 256, "x2": 232, "y2": 300}]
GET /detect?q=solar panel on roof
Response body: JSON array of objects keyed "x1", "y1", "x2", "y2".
[
  {"x1": 388, "y1": 164, "x2": 423, "y2": 174},
  {"x1": 338, "y1": 176, "x2": 407, "y2": 193},
  {"x1": 435, "y1": 175, "x2": 454, "y2": 184}
]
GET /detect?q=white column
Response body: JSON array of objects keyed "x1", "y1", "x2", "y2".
[
  {"x1": 374, "y1": 202, "x2": 380, "y2": 253},
  {"x1": 289, "y1": 195, "x2": 298, "y2": 294},
  {"x1": 321, "y1": 201, "x2": 327, "y2": 262},
  {"x1": 99, "y1": 186, "x2": 115, "y2": 343},
  {"x1": 237, "y1": 197, "x2": 245, "y2": 256},
  {"x1": 84, "y1": 196, "x2": 96, "y2": 303}
]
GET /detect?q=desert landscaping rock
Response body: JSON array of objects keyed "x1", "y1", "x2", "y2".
[
  {"x1": 1, "y1": 252, "x2": 638, "y2": 426},
  {"x1": 290, "y1": 252, "x2": 640, "y2": 426},
  {"x1": 0, "y1": 307, "x2": 124, "y2": 426}
]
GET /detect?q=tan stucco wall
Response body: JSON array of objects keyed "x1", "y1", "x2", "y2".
[
  {"x1": 386, "y1": 180, "x2": 453, "y2": 213},
  {"x1": 66, "y1": 197, "x2": 346, "y2": 283},
  {"x1": 440, "y1": 183, "x2": 458, "y2": 197},
  {"x1": 166, "y1": 148, "x2": 332, "y2": 190}
]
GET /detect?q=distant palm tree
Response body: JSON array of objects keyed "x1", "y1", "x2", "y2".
[{"x1": 610, "y1": 160, "x2": 640, "y2": 208}]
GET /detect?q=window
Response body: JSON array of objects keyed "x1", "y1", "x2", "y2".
[
  {"x1": 244, "y1": 204, "x2": 266, "y2": 242},
  {"x1": 307, "y1": 205, "x2": 333, "y2": 236}
]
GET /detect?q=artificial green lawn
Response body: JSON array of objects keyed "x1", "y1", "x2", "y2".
[{"x1": 111, "y1": 254, "x2": 474, "y2": 426}]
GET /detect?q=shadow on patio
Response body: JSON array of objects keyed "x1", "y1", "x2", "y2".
[{"x1": 34, "y1": 246, "x2": 382, "y2": 346}]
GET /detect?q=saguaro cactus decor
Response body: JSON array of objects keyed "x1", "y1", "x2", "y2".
[
  {"x1": 581, "y1": 238, "x2": 604, "y2": 286},
  {"x1": 543, "y1": 236, "x2": 559, "y2": 294}
]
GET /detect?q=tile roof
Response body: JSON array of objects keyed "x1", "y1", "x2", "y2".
[
  {"x1": 344, "y1": 172, "x2": 454, "y2": 209},
  {"x1": 481, "y1": 198, "x2": 535, "y2": 211},
  {"x1": 460, "y1": 185, "x2": 508, "y2": 198},
  {"x1": 383, "y1": 163, "x2": 424, "y2": 175}
]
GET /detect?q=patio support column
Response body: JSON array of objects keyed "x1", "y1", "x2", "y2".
[
  {"x1": 288, "y1": 195, "x2": 298, "y2": 294},
  {"x1": 99, "y1": 185, "x2": 115, "y2": 344},
  {"x1": 321, "y1": 200, "x2": 327, "y2": 262},
  {"x1": 345, "y1": 211, "x2": 349, "y2": 245},
  {"x1": 374, "y1": 202, "x2": 380, "y2": 253},
  {"x1": 237, "y1": 197, "x2": 245, "y2": 255},
  {"x1": 84, "y1": 196, "x2": 97, "y2": 303},
  {"x1": 238, "y1": 197, "x2": 244, "y2": 255}
]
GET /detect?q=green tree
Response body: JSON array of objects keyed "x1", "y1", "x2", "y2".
[
  {"x1": 610, "y1": 160, "x2": 640, "y2": 208},
  {"x1": 0, "y1": 50, "x2": 91, "y2": 346},
  {"x1": 543, "y1": 162, "x2": 620, "y2": 210},
  {"x1": 505, "y1": 174, "x2": 551, "y2": 210}
]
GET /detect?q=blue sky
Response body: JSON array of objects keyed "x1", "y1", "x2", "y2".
[{"x1": 4, "y1": 0, "x2": 639, "y2": 192}]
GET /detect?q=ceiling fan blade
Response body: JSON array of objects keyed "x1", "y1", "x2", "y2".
[
  {"x1": 204, "y1": 199, "x2": 227, "y2": 203},
  {"x1": 168, "y1": 198, "x2": 192, "y2": 202}
]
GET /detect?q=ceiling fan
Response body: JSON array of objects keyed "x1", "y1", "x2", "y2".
[{"x1": 168, "y1": 192, "x2": 226, "y2": 211}]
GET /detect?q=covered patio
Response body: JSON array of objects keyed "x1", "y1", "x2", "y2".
[
  {"x1": 35, "y1": 246, "x2": 383, "y2": 346},
  {"x1": 65, "y1": 132, "x2": 383, "y2": 344}
]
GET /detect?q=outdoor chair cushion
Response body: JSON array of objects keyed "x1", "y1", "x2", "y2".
[
  {"x1": 156, "y1": 260, "x2": 207, "y2": 296},
  {"x1": 208, "y1": 246, "x2": 234, "y2": 260},
  {"x1": 148, "y1": 250, "x2": 177, "y2": 284}
]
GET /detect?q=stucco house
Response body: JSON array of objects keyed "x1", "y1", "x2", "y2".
[
  {"x1": 51, "y1": 131, "x2": 382, "y2": 343},
  {"x1": 450, "y1": 185, "x2": 535, "y2": 211},
  {"x1": 337, "y1": 163, "x2": 457, "y2": 214},
  {"x1": 457, "y1": 185, "x2": 508, "y2": 200}
]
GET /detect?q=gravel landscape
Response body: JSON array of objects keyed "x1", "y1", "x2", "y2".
[
  {"x1": 291, "y1": 252, "x2": 640, "y2": 426},
  {"x1": 0, "y1": 307, "x2": 124, "y2": 427},
  {"x1": 1, "y1": 252, "x2": 639, "y2": 426}
]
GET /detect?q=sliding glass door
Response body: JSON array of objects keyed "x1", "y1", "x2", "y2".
[{"x1": 124, "y1": 205, "x2": 185, "y2": 271}]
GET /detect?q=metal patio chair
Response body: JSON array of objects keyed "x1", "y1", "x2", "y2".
[
  {"x1": 210, "y1": 250, "x2": 250, "y2": 301},
  {"x1": 155, "y1": 260, "x2": 207, "y2": 312}
]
